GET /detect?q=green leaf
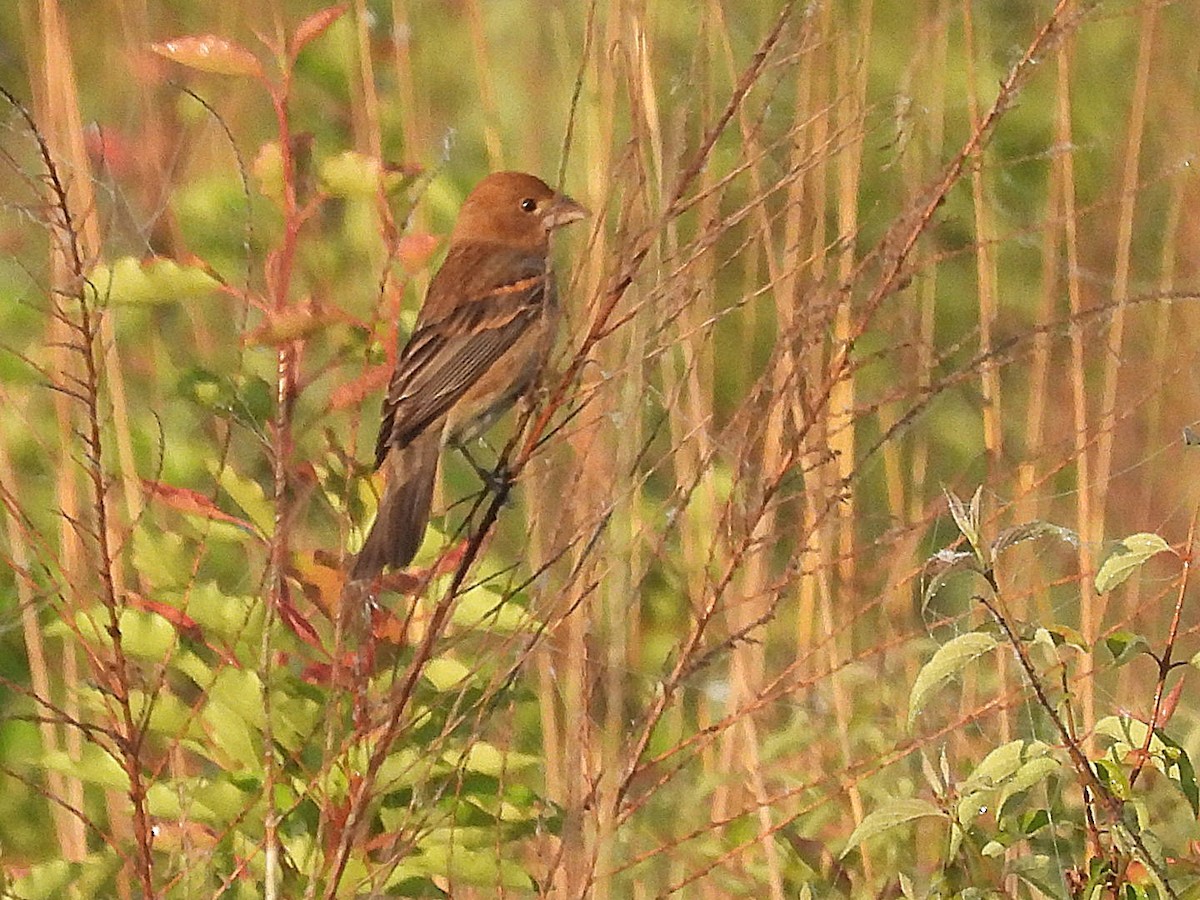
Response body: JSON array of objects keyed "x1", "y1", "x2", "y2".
[
  {"x1": 232, "y1": 375, "x2": 274, "y2": 431},
  {"x1": 133, "y1": 688, "x2": 201, "y2": 740},
  {"x1": 55, "y1": 606, "x2": 179, "y2": 660},
  {"x1": 213, "y1": 464, "x2": 274, "y2": 537},
  {"x1": 197, "y1": 777, "x2": 256, "y2": 821},
  {"x1": 252, "y1": 141, "x2": 285, "y2": 206},
  {"x1": 908, "y1": 632, "x2": 999, "y2": 729},
  {"x1": 1093, "y1": 758, "x2": 1131, "y2": 801},
  {"x1": 945, "y1": 486, "x2": 983, "y2": 560},
  {"x1": 268, "y1": 691, "x2": 322, "y2": 753},
  {"x1": 145, "y1": 778, "x2": 225, "y2": 822},
  {"x1": 399, "y1": 842, "x2": 533, "y2": 890},
  {"x1": 840, "y1": 798, "x2": 945, "y2": 858},
  {"x1": 946, "y1": 820, "x2": 963, "y2": 861},
  {"x1": 424, "y1": 656, "x2": 471, "y2": 691},
  {"x1": 131, "y1": 524, "x2": 193, "y2": 587},
  {"x1": 981, "y1": 839, "x2": 1006, "y2": 857},
  {"x1": 1043, "y1": 624, "x2": 1089, "y2": 652},
  {"x1": 1155, "y1": 729, "x2": 1199, "y2": 816},
  {"x1": 1017, "y1": 808, "x2": 1051, "y2": 836},
  {"x1": 1095, "y1": 532, "x2": 1173, "y2": 594},
  {"x1": 320, "y1": 150, "x2": 384, "y2": 197},
  {"x1": 997, "y1": 757, "x2": 1060, "y2": 819},
  {"x1": 1007, "y1": 853, "x2": 1062, "y2": 896},
  {"x1": 956, "y1": 739, "x2": 1026, "y2": 821},
  {"x1": 202, "y1": 668, "x2": 265, "y2": 770},
  {"x1": 1095, "y1": 714, "x2": 1153, "y2": 753},
  {"x1": 266, "y1": 694, "x2": 315, "y2": 752},
  {"x1": 177, "y1": 366, "x2": 233, "y2": 409},
  {"x1": 1099, "y1": 720, "x2": 1142, "y2": 753},
  {"x1": 918, "y1": 749, "x2": 944, "y2": 796},
  {"x1": 208, "y1": 668, "x2": 265, "y2": 727},
  {"x1": 454, "y1": 742, "x2": 540, "y2": 778},
  {"x1": 178, "y1": 370, "x2": 273, "y2": 432},
  {"x1": 380, "y1": 876, "x2": 446, "y2": 898},
  {"x1": 11, "y1": 853, "x2": 121, "y2": 900},
  {"x1": 202, "y1": 698, "x2": 261, "y2": 771},
  {"x1": 375, "y1": 747, "x2": 427, "y2": 792},
  {"x1": 41, "y1": 745, "x2": 129, "y2": 791},
  {"x1": 451, "y1": 585, "x2": 534, "y2": 633},
  {"x1": 1103, "y1": 630, "x2": 1151, "y2": 667},
  {"x1": 991, "y1": 520, "x2": 1079, "y2": 559},
  {"x1": 171, "y1": 648, "x2": 218, "y2": 688},
  {"x1": 956, "y1": 740, "x2": 1055, "y2": 826},
  {"x1": 184, "y1": 583, "x2": 260, "y2": 645},
  {"x1": 920, "y1": 552, "x2": 979, "y2": 614},
  {"x1": 969, "y1": 739, "x2": 1033, "y2": 783},
  {"x1": 120, "y1": 609, "x2": 180, "y2": 658},
  {"x1": 88, "y1": 256, "x2": 220, "y2": 305},
  {"x1": 1173, "y1": 746, "x2": 1199, "y2": 817}
]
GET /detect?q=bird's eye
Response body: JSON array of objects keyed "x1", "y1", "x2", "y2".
[{"x1": 519, "y1": 198, "x2": 537, "y2": 212}]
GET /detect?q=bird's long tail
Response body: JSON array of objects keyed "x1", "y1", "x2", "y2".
[{"x1": 351, "y1": 433, "x2": 439, "y2": 580}]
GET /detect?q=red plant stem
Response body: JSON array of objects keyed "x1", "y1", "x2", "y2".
[
  {"x1": 22, "y1": 89, "x2": 159, "y2": 896},
  {"x1": 263, "y1": 65, "x2": 300, "y2": 900},
  {"x1": 1129, "y1": 505, "x2": 1198, "y2": 789}
]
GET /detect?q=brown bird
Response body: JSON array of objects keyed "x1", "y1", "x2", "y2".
[{"x1": 351, "y1": 171, "x2": 588, "y2": 580}]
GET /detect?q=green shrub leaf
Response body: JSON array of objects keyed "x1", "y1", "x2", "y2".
[
  {"x1": 1104, "y1": 630, "x2": 1151, "y2": 667},
  {"x1": 908, "y1": 632, "x2": 999, "y2": 729},
  {"x1": 1095, "y1": 533, "x2": 1173, "y2": 594},
  {"x1": 88, "y1": 256, "x2": 221, "y2": 305},
  {"x1": 840, "y1": 798, "x2": 945, "y2": 859}
]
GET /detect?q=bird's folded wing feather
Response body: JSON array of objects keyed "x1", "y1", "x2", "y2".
[{"x1": 375, "y1": 244, "x2": 550, "y2": 464}]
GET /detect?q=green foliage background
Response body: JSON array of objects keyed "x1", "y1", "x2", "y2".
[{"x1": 0, "y1": 1, "x2": 1199, "y2": 897}]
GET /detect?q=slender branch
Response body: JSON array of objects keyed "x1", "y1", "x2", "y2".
[
  {"x1": 977, "y1": 579, "x2": 1176, "y2": 898},
  {"x1": 1129, "y1": 504, "x2": 1199, "y2": 789},
  {"x1": 1, "y1": 85, "x2": 157, "y2": 896}
]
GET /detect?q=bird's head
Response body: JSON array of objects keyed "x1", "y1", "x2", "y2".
[{"x1": 450, "y1": 171, "x2": 589, "y2": 250}]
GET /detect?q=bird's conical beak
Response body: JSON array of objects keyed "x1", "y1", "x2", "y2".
[{"x1": 543, "y1": 193, "x2": 590, "y2": 230}]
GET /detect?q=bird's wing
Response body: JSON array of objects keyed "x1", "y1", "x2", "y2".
[{"x1": 375, "y1": 244, "x2": 550, "y2": 465}]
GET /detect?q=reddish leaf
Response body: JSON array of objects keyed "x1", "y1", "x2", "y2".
[
  {"x1": 151, "y1": 35, "x2": 264, "y2": 78},
  {"x1": 291, "y1": 5, "x2": 349, "y2": 57},
  {"x1": 433, "y1": 541, "x2": 470, "y2": 576},
  {"x1": 363, "y1": 831, "x2": 396, "y2": 853},
  {"x1": 292, "y1": 550, "x2": 345, "y2": 619},
  {"x1": 313, "y1": 548, "x2": 344, "y2": 569},
  {"x1": 301, "y1": 661, "x2": 329, "y2": 685},
  {"x1": 370, "y1": 604, "x2": 412, "y2": 645},
  {"x1": 141, "y1": 479, "x2": 259, "y2": 535},
  {"x1": 244, "y1": 306, "x2": 349, "y2": 348},
  {"x1": 277, "y1": 599, "x2": 327, "y2": 654},
  {"x1": 148, "y1": 819, "x2": 218, "y2": 853},
  {"x1": 329, "y1": 362, "x2": 391, "y2": 410},
  {"x1": 126, "y1": 593, "x2": 200, "y2": 638},
  {"x1": 84, "y1": 124, "x2": 134, "y2": 178},
  {"x1": 396, "y1": 233, "x2": 439, "y2": 274},
  {"x1": 304, "y1": 659, "x2": 363, "y2": 688},
  {"x1": 379, "y1": 568, "x2": 423, "y2": 593},
  {"x1": 1156, "y1": 677, "x2": 1186, "y2": 729},
  {"x1": 323, "y1": 796, "x2": 351, "y2": 857}
]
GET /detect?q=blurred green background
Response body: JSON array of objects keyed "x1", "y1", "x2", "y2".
[{"x1": 1, "y1": 1, "x2": 1199, "y2": 896}]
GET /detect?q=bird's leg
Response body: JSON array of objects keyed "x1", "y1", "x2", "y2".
[{"x1": 452, "y1": 437, "x2": 514, "y2": 497}]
